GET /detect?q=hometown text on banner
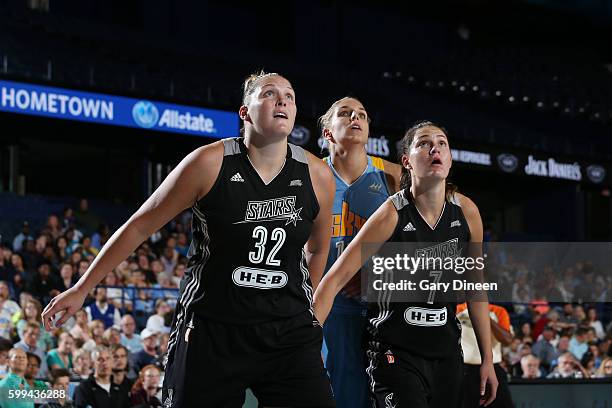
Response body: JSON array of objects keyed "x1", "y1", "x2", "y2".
[{"x1": 0, "y1": 79, "x2": 239, "y2": 138}]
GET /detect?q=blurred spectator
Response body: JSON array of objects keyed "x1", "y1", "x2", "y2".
[
  {"x1": 146, "y1": 299, "x2": 171, "y2": 334},
  {"x1": 521, "y1": 354, "x2": 543, "y2": 379},
  {"x1": 120, "y1": 315, "x2": 142, "y2": 354},
  {"x1": 547, "y1": 352, "x2": 589, "y2": 379},
  {"x1": 175, "y1": 233, "x2": 189, "y2": 257},
  {"x1": 40, "y1": 368, "x2": 73, "y2": 408},
  {"x1": 110, "y1": 344, "x2": 132, "y2": 395},
  {"x1": 0, "y1": 280, "x2": 21, "y2": 316},
  {"x1": 91, "y1": 224, "x2": 111, "y2": 251},
  {"x1": 559, "y1": 303, "x2": 578, "y2": 328},
  {"x1": 70, "y1": 349, "x2": 91, "y2": 381},
  {"x1": 13, "y1": 221, "x2": 33, "y2": 252},
  {"x1": 85, "y1": 288, "x2": 121, "y2": 329},
  {"x1": 103, "y1": 327, "x2": 122, "y2": 346},
  {"x1": 69, "y1": 309, "x2": 91, "y2": 344},
  {"x1": 58, "y1": 263, "x2": 76, "y2": 292},
  {"x1": 506, "y1": 338, "x2": 522, "y2": 365},
  {"x1": 10, "y1": 254, "x2": 27, "y2": 293},
  {"x1": 531, "y1": 326, "x2": 558, "y2": 371},
  {"x1": 104, "y1": 271, "x2": 131, "y2": 312},
  {"x1": 21, "y1": 238, "x2": 43, "y2": 273},
  {"x1": 61, "y1": 207, "x2": 75, "y2": 232},
  {"x1": 171, "y1": 264, "x2": 185, "y2": 287},
  {"x1": 569, "y1": 327, "x2": 589, "y2": 360},
  {"x1": 47, "y1": 333, "x2": 74, "y2": 371},
  {"x1": 0, "y1": 348, "x2": 33, "y2": 408},
  {"x1": 557, "y1": 335, "x2": 571, "y2": 355},
  {"x1": 14, "y1": 322, "x2": 48, "y2": 379},
  {"x1": 511, "y1": 342, "x2": 533, "y2": 378},
  {"x1": 55, "y1": 237, "x2": 69, "y2": 262},
  {"x1": 594, "y1": 357, "x2": 612, "y2": 378},
  {"x1": 82, "y1": 320, "x2": 106, "y2": 353},
  {"x1": 586, "y1": 307, "x2": 605, "y2": 340},
  {"x1": 73, "y1": 199, "x2": 100, "y2": 236},
  {"x1": 517, "y1": 322, "x2": 533, "y2": 343},
  {"x1": 27, "y1": 261, "x2": 61, "y2": 305},
  {"x1": 131, "y1": 329, "x2": 158, "y2": 375},
  {"x1": 160, "y1": 247, "x2": 177, "y2": 275},
  {"x1": 130, "y1": 364, "x2": 162, "y2": 407},
  {"x1": 16, "y1": 297, "x2": 54, "y2": 351},
  {"x1": 81, "y1": 237, "x2": 99, "y2": 258},
  {"x1": 73, "y1": 346, "x2": 130, "y2": 408},
  {"x1": 0, "y1": 337, "x2": 12, "y2": 378},
  {"x1": 76, "y1": 260, "x2": 90, "y2": 278},
  {"x1": 25, "y1": 352, "x2": 48, "y2": 389},
  {"x1": 44, "y1": 214, "x2": 63, "y2": 241}
]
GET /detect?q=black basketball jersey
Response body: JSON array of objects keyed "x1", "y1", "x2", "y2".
[
  {"x1": 177, "y1": 137, "x2": 320, "y2": 325},
  {"x1": 366, "y1": 188, "x2": 471, "y2": 359}
]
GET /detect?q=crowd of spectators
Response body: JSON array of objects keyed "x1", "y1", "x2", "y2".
[
  {"x1": 502, "y1": 302, "x2": 612, "y2": 380},
  {"x1": 0, "y1": 198, "x2": 189, "y2": 407},
  {"x1": 0, "y1": 198, "x2": 611, "y2": 407}
]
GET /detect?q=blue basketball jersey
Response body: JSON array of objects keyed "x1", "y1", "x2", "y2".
[{"x1": 324, "y1": 155, "x2": 391, "y2": 312}]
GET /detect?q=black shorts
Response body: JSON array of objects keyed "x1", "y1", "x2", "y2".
[
  {"x1": 366, "y1": 350, "x2": 463, "y2": 408},
  {"x1": 163, "y1": 311, "x2": 335, "y2": 408}
]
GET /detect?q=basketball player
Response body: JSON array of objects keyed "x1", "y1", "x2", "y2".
[
  {"x1": 314, "y1": 121, "x2": 498, "y2": 407},
  {"x1": 319, "y1": 96, "x2": 401, "y2": 408},
  {"x1": 42, "y1": 72, "x2": 337, "y2": 407}
]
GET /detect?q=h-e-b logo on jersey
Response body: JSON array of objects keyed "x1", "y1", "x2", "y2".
[{"x1": 234, "y1": 196, "x2": 303, "y2": 227}]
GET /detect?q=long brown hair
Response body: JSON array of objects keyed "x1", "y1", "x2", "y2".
[{"x1": 398, "y1": 120, "x2": 458, "y2": 198}]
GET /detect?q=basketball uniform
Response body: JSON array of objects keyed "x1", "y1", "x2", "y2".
[
  {"x1": 163, "y1": 138, "x2": 335, "y2": 408},
  {"x1": 322, "y1": 156, "x2": 390, "y2": 408},
  {"x1": 366, "y1": 189, "x2": 470, "y2": 408}
]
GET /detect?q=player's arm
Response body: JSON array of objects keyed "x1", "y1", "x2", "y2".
[
  {"x1": 491, "y1": 308, "x2": 513, "y2": 346},
  {"x1": 42, "y1": 142, "x2": 224, "y2": 330},
  {"x1": 304, "y1": 151, "x2": 335, "y2": 291},
  {"x1": 458, "y1": 193, "x2": 498, "y2": 406},
  {"x1": 313, "y1": 200, "x2": 398, "y2": 324},
  {"x1": 381, "y1": 159, "x2": 402, "y2": 193}
]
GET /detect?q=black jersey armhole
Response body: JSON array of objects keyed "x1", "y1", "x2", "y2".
[
  {"x1": 193, "y1": 139, "x2": 232, "y2": 209},
  {"x1": 297, "y1": 147, "x2": 321, "y2": 221}
]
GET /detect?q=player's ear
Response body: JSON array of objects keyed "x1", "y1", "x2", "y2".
[
  {"x1": 323, "y1": 128, "x2": 335, "y2": 144},
  {"x1": 239, "y1": 105, "x2": 251, "y2": 123},
  {"x1": 401, "y1": 154, "x2": 412, "y2": 171}
]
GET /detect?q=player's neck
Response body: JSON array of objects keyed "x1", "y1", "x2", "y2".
[
  {"x1": 410, "y1": 180, "x2": 446, "y2": 225},
  {"x1": 244, "y1": 133, "x2": 288, "y2": 183},
  {"x1": 330, "y1": 146, "x2": 368, "y2": 185}
]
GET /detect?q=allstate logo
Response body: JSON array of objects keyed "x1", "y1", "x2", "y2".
[
  {"x1": 289, "y1": 126, "x2": 310, "y2": 146},
  {"x1": 586, "y1": 165, "x2": 606, "y2": 183},
  {"x1": 497, "y1": 153, "x2": 519, "y2": 173},
  {"x1": 132, "y1": 101, "x2": 159, "y2": 129}
]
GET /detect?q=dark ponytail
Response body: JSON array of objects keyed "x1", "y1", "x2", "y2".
[{"x1": 398, "y1": 120, "x2": 458, "y2": 198}]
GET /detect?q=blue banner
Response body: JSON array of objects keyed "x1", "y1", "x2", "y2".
[{"x1": 0, "y1": 80, "x2": 239, "y2": 138}]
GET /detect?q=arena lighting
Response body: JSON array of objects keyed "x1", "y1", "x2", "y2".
[
  {"x1": 472, "y1": 85, "x2": 479, "y2": 92},
  {"x1": 508, "y1": 96, "x2": 515, "y2": 102},
  {"x1": 495, "y1": 90, "x2": 502, "y2": 96}
]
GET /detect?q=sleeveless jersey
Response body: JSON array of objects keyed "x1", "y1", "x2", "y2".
[
  {"x1": 177, "y1": 137, "x2": 320, "y2": 325},
  {"x1": 324, "y1": 156, "x2": 390, "y2": 313},
  {"x1": 366, "y1": 189, "x2": 471, "y2": 359}
]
